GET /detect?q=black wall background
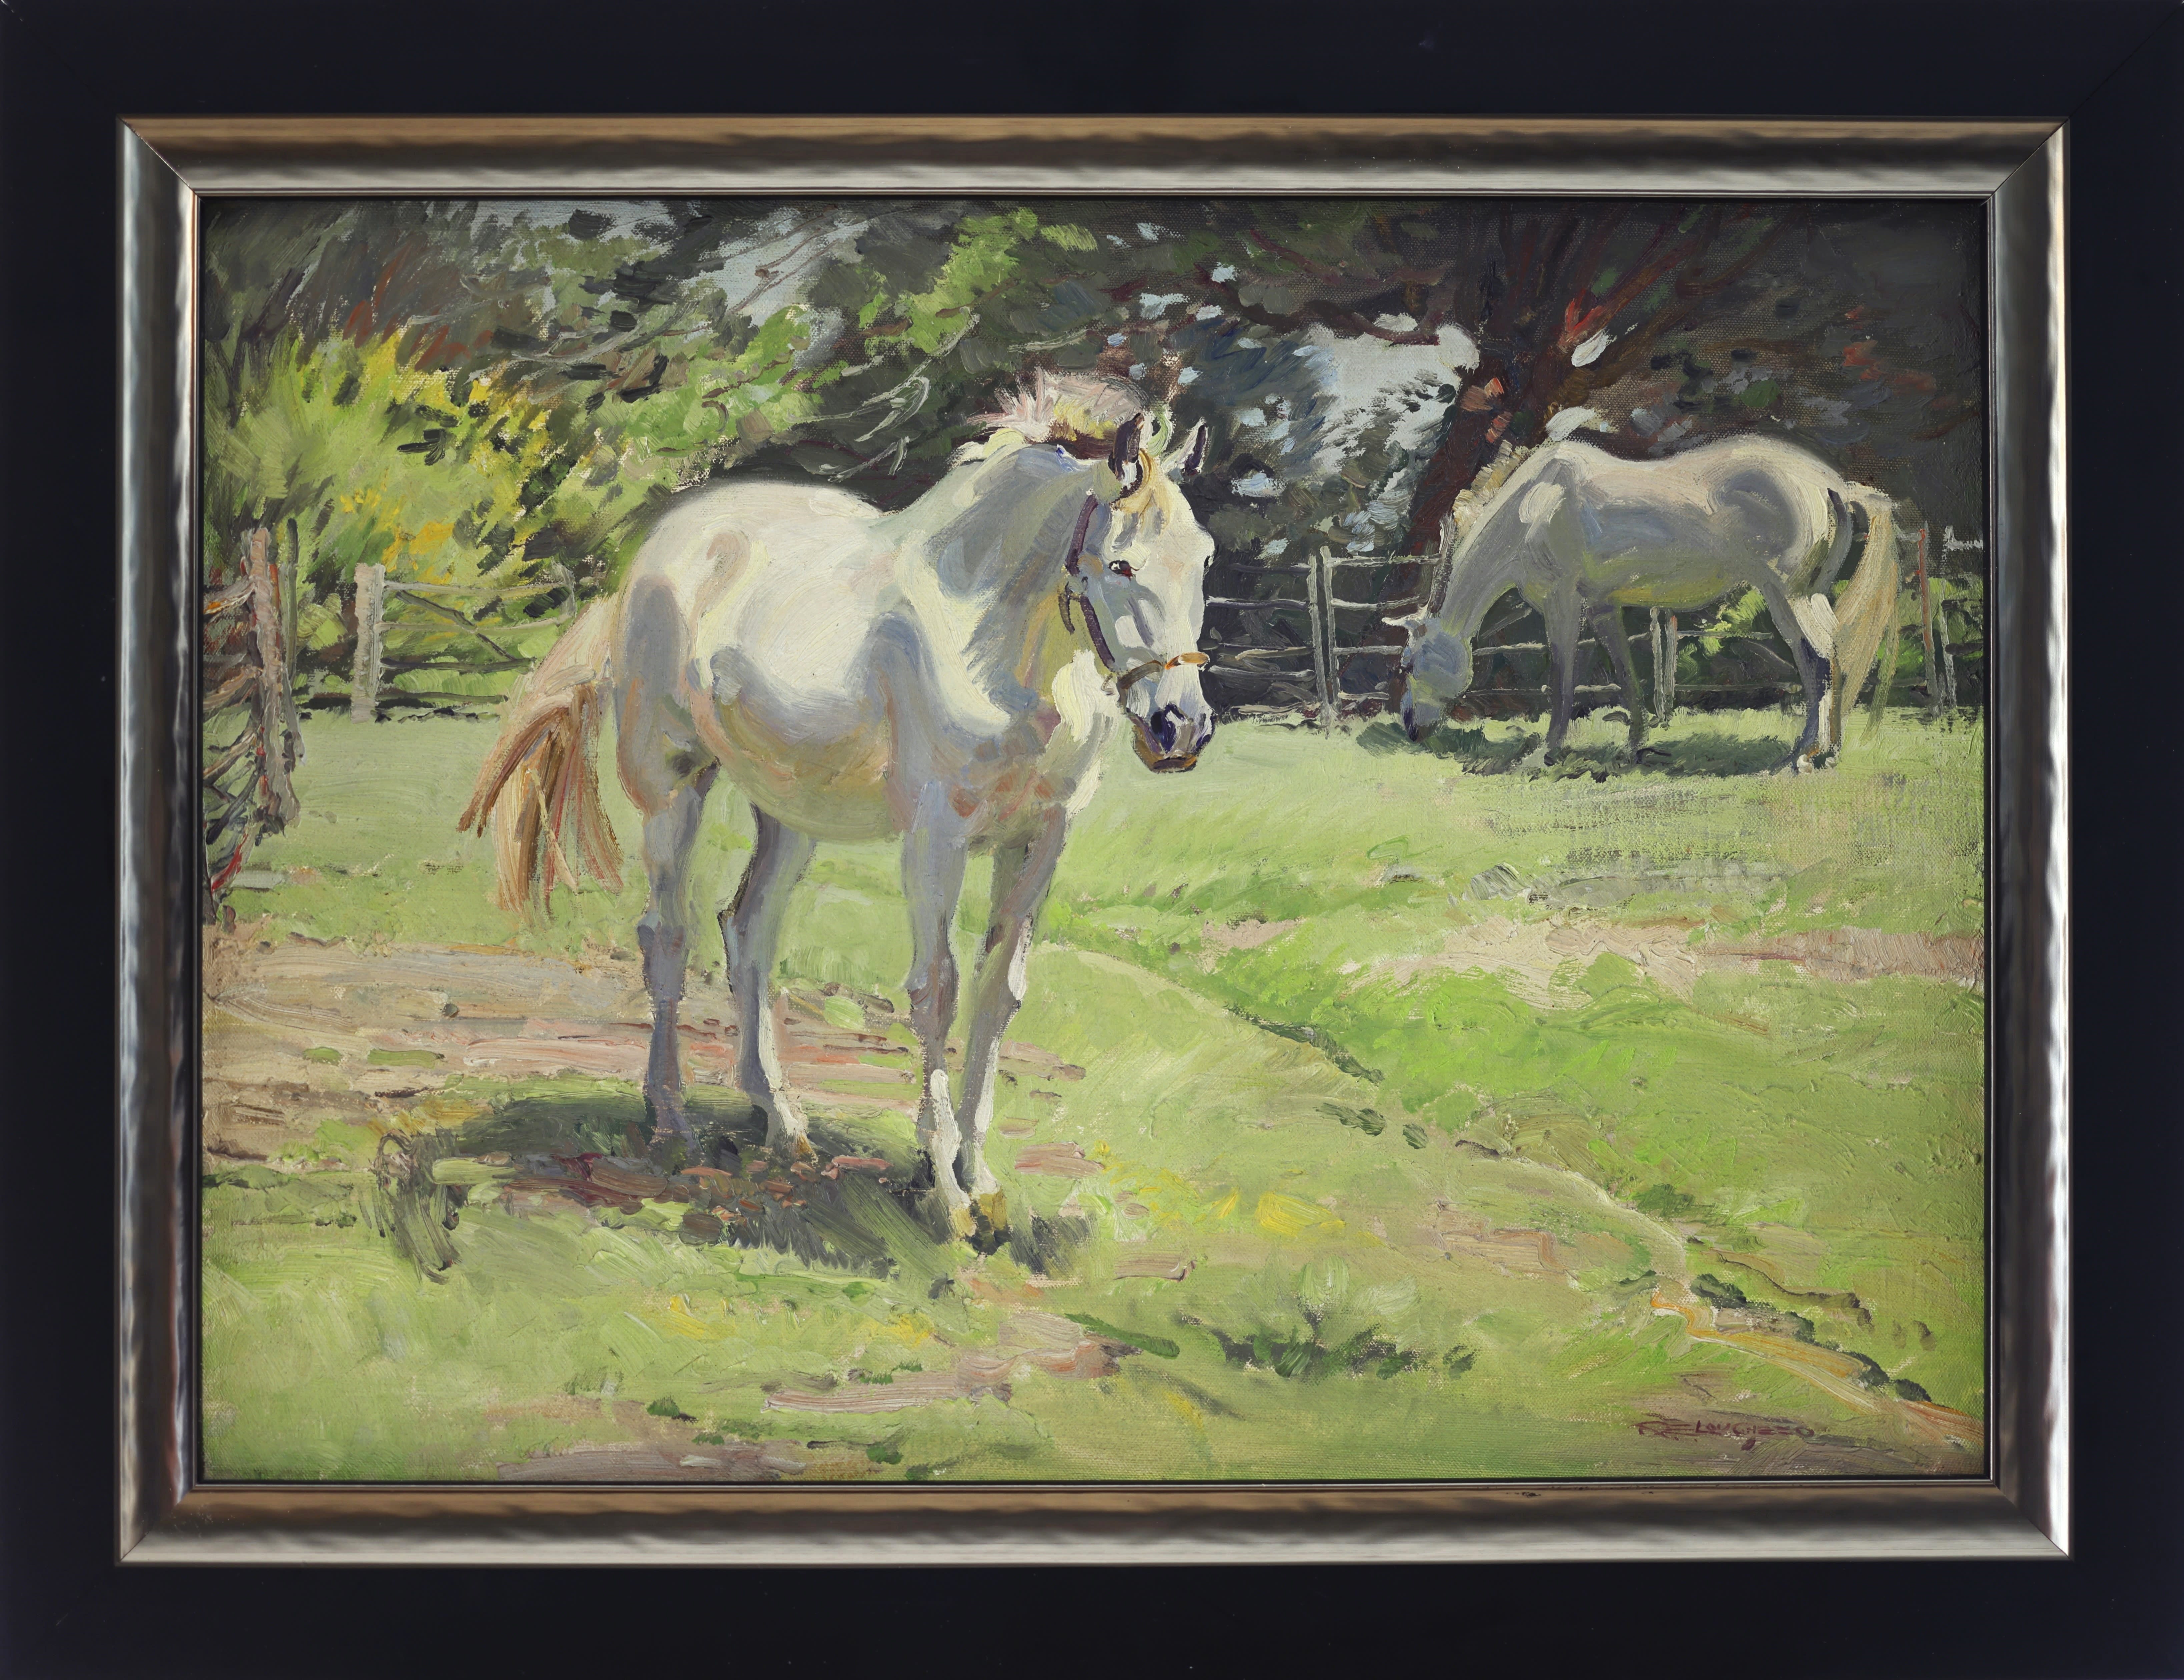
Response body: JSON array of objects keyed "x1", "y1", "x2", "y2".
[{"x1": 2, "y1": 3, "x2": 2177, "y2": 1674}]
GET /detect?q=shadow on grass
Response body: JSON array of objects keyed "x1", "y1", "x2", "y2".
[
  {"x1": 373, "y1": 1085, "x2": 1090, "y2": 1283},
  {"x1": 1356, "y1": 719, "x2": 1795, "y2": 779}
]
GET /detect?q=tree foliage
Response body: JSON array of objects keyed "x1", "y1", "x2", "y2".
[{"x1": 202, "y1": 195, "x2": 1985, "y2": 706}]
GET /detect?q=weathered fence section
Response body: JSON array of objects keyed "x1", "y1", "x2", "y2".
[
  {"x1": 202, "y1": 527, "x2": 305, "y2": 920},
  {"x1": 350, "y1": 562, "x2": 386, "y2": 722},
  {"x1": 339, "y1": 563, "x2": 573, "y2": 721},
  {"x1": 1199, "y1": 541, "x2": 1964, "y2": 729}
]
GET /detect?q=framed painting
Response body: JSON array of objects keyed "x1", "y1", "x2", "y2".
[{"x1": 117, "y1": 116, "x2": 2066, "y2": 1563}]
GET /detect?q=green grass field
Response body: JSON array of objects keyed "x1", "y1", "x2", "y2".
[{"x1": 201, "y1": 703, "x2": 1986, "y2": 1483}]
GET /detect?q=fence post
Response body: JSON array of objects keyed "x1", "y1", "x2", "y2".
[
  {"x1": 1912, "y1": 525, "x2": 1942, "y2": 713},
  {"x1": 243, "y1": 529, "x2": 301, "y2": 827},
  {"x1": 280, "y1": 517, "x2": 301, "y2": 681},
  {"x1": 351, "y1": 562, "x2": 385, "y2": 722},
  {"x1": 1307, "y1": 549, "x2": 1335, "y2": 732},
  {"x1": 1921, "y1": 528, "x2": 1959, "y2": 711}
]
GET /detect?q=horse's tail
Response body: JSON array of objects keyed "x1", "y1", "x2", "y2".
[
  {"x1": 1826, "y1": 488, "x2": 1902, "y2": 752},
  {"x1": 458, "y1": 602, "x2": 623, "y2": 912}
]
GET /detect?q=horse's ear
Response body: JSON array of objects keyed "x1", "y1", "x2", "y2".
[
  {"x1": 1185, "y1": 422, "x2": 1209, "y2": 475},
  {"x1": 1164, "y1": 420, "x2": 1210, "y2": 478},
  {"x1": 1109, "y1": 412, "x2": 1146, "y2": 495}
]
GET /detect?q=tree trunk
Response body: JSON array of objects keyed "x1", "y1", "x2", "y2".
[
  {"x1": 1400, "y1": 353, "x2": 1513, "y2": 555},
  {"x1": 1399, "y1": 341, "x2": 1576, "y2": 555}
]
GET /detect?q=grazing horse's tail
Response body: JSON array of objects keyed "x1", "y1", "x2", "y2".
[
  {"x1": 1826, "y1": 488, "x2": 1902, "y2": 752},
  {"x1": 458, "y1": 602, "x2": 622, "y2": 911}
]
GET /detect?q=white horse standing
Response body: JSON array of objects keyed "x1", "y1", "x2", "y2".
[
  {"x1": 1392, "y1": 436, "x2": 1901, "y2": 766},
  {"x1": 462, "y1": 390, "x2": 1216, "y2": 1234}
]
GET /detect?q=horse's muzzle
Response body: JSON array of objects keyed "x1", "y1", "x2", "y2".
[
  {"x1": 1132, "y1": 729, "x2": 1201, "y2": 773},
  {"x1": 1132, "y1": 702, "x2": 1212, "y2": 773}
]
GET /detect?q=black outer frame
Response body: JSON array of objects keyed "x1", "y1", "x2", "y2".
[
  {"x1": 1, "y1": 0, "x2": 2176, "y2": 1672},
  {"x1": 117, "y1": 116, "x2": 2061, "y2": 1566}
]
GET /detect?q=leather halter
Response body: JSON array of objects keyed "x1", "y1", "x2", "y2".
[{"x1": 1057, "y1": 486, "x2": 1211, "y2": 697}]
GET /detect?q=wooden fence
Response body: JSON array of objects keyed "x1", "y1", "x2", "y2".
[
  {"x1": 202, "y1": 527, "x2": 304, "y2": 921},
  {"x1": 342, "y1": 562, "x2": 575, "y2": 721},
  {"x1": 1200, "y1": 535, "x2": 1969, "y2": 728},
  {"x1": 207, "y1": 530, "x2": 1968, "y2": 915}
]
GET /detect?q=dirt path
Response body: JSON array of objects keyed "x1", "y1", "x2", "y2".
[
  {"x1": 201, "y1": 928, "x2": 1080, "y2": 1165},
  {"x1": 204, "y1": 924, "x2": 1982, "y2": 1480},
  {"x1": 492, "y1": 1302, "x2": 1136, "y2": 1483}
]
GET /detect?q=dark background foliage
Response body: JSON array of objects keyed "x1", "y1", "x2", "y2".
[{"x1": 203, "y1": 191, "x2": 1987, "y2": 712}]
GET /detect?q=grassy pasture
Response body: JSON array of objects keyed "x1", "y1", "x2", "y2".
[{"x1": 201, "y1": 703, "x2": 1986, "y2": 1482}]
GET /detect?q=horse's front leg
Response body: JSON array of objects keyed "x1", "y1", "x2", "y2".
[
  {"x1": 719, "y1": 806, "x2": 819, "y2": 1155},
  {"x1": 1794, "y1": 640, "x2": 1835, "y2": 768},
  {"x1": 1589, "y1": 605, "x2": 1647, "y2": 758},
  {"x1": 900, "y1": 790, "x2": 974, "y2": 1234},
  {"x1": 1542, "y1": 594, "x2": 1582, "y2": 762},
  {"x1": 954, "y1": 807, "x2": 1072, "y2": 1235},
  {"x1": 635, "y1": 765, "x2": 716, "y2": 1146}
]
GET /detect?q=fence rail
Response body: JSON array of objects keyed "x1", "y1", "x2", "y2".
[
  {"x1": 245, "y1": 531, "x2": 1968, "y2": 779},
  {"x1": 342, "y1": 563, "x2": 571, "y2": 720},
  {"x1": 1199, "y1": 543, "x2": 1968, "y2": 729}
]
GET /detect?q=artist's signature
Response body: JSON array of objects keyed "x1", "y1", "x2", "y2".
[
  {"x1": 1941, "y1": 525, "x2": 1984, "y2": 554},
  {"x1": 1634, "y1": 1416, "x2": 1816, "y2": 1451}
]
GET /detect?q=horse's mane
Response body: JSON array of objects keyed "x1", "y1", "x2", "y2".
[
  {"x1": 1448, "y1": 441, "x2": 1540, "y2": 533},
  {"x1": 956, "y1": 369, "x2": 1149, "y2": 464},
  {"x1": 1421, "y1": 441, "x2": 1542, "y2": 615}
]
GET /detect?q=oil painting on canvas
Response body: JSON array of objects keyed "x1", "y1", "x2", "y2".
[{"x1": 198, "y1": 194, "x2": 1987, "y2": 1483}]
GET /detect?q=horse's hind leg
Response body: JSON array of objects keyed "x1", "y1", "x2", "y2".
[
  {"x1": 1759, "y1": 581, "x2": 1832, "y2": 770},
  {"x1": 635, "y1": 765, "x2": 717, "y2": 1145},
  {"x1": 719, "y1": 806, "x2": 819, "y2": 1155},
  {"x1": 954, "y1": 808, "x2": 1071, "y2": 1233},
  {"x1": 1589, "y1": 606, "x2": 1647, "y2": 758}
]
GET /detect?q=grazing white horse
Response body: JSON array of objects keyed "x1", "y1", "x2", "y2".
[
  {"x1": 1392, "y1": 436, "x2": 1901, "y2": 766},
  {"x1": 462, "y1": 389, "x2": 1216, "y2": 1234}
]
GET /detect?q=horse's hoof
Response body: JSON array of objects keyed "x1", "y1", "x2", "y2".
[
  {"x1": 648, "y1": 1132, "x2": 692, "y2": 1173},
  {"x1": 921, "y1": 1188, "x2": 977, "y2": 1240},
  {"x1": 766, "y1": 1125, "x2": 816, "y2": 1161},
  {"x1": 647, "y1": 1113, "x2": 698, "y2": 1148}
]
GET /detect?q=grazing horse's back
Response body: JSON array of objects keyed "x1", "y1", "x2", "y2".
[{"x1": 1399, "y1": 434, "x2": 1900, "y2": 763}]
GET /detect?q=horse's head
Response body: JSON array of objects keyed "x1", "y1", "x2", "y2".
[
  {"x1": 1387, "y1": 608, "x2": 1471, "y2": 743},
  {"x1": 1387, "y1": 505, "x2": 1475, "y2": 742},
  {"x1": 1064, "y1": 413, "x2": 1218, "y2": 772}
]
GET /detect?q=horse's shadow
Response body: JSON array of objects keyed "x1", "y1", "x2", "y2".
[
  {"x1": 372, "y1": 1087, "x2": 1091, "y2": 1282},
  {"x1": 1357, "y1": 718, "x2": 1795, "y2": 778}
]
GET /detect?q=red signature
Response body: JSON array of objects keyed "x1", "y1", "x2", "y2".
[{"x1": 1634, "y1": 1416, "x2": 1815, "y2": 1451}]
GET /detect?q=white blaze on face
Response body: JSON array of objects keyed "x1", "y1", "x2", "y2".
[{"x1": 1077, "y1": 484, "x2": 1215, "y2": 765}]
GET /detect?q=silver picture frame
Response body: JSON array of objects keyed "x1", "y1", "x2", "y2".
[{"x1": 118, "y1": 115, "x2": 2067, "y2": 1565}]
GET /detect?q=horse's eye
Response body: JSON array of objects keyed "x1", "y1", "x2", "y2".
[{"x1": 1108, "y1": 560, "x2": 1134, "y2": 579}]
